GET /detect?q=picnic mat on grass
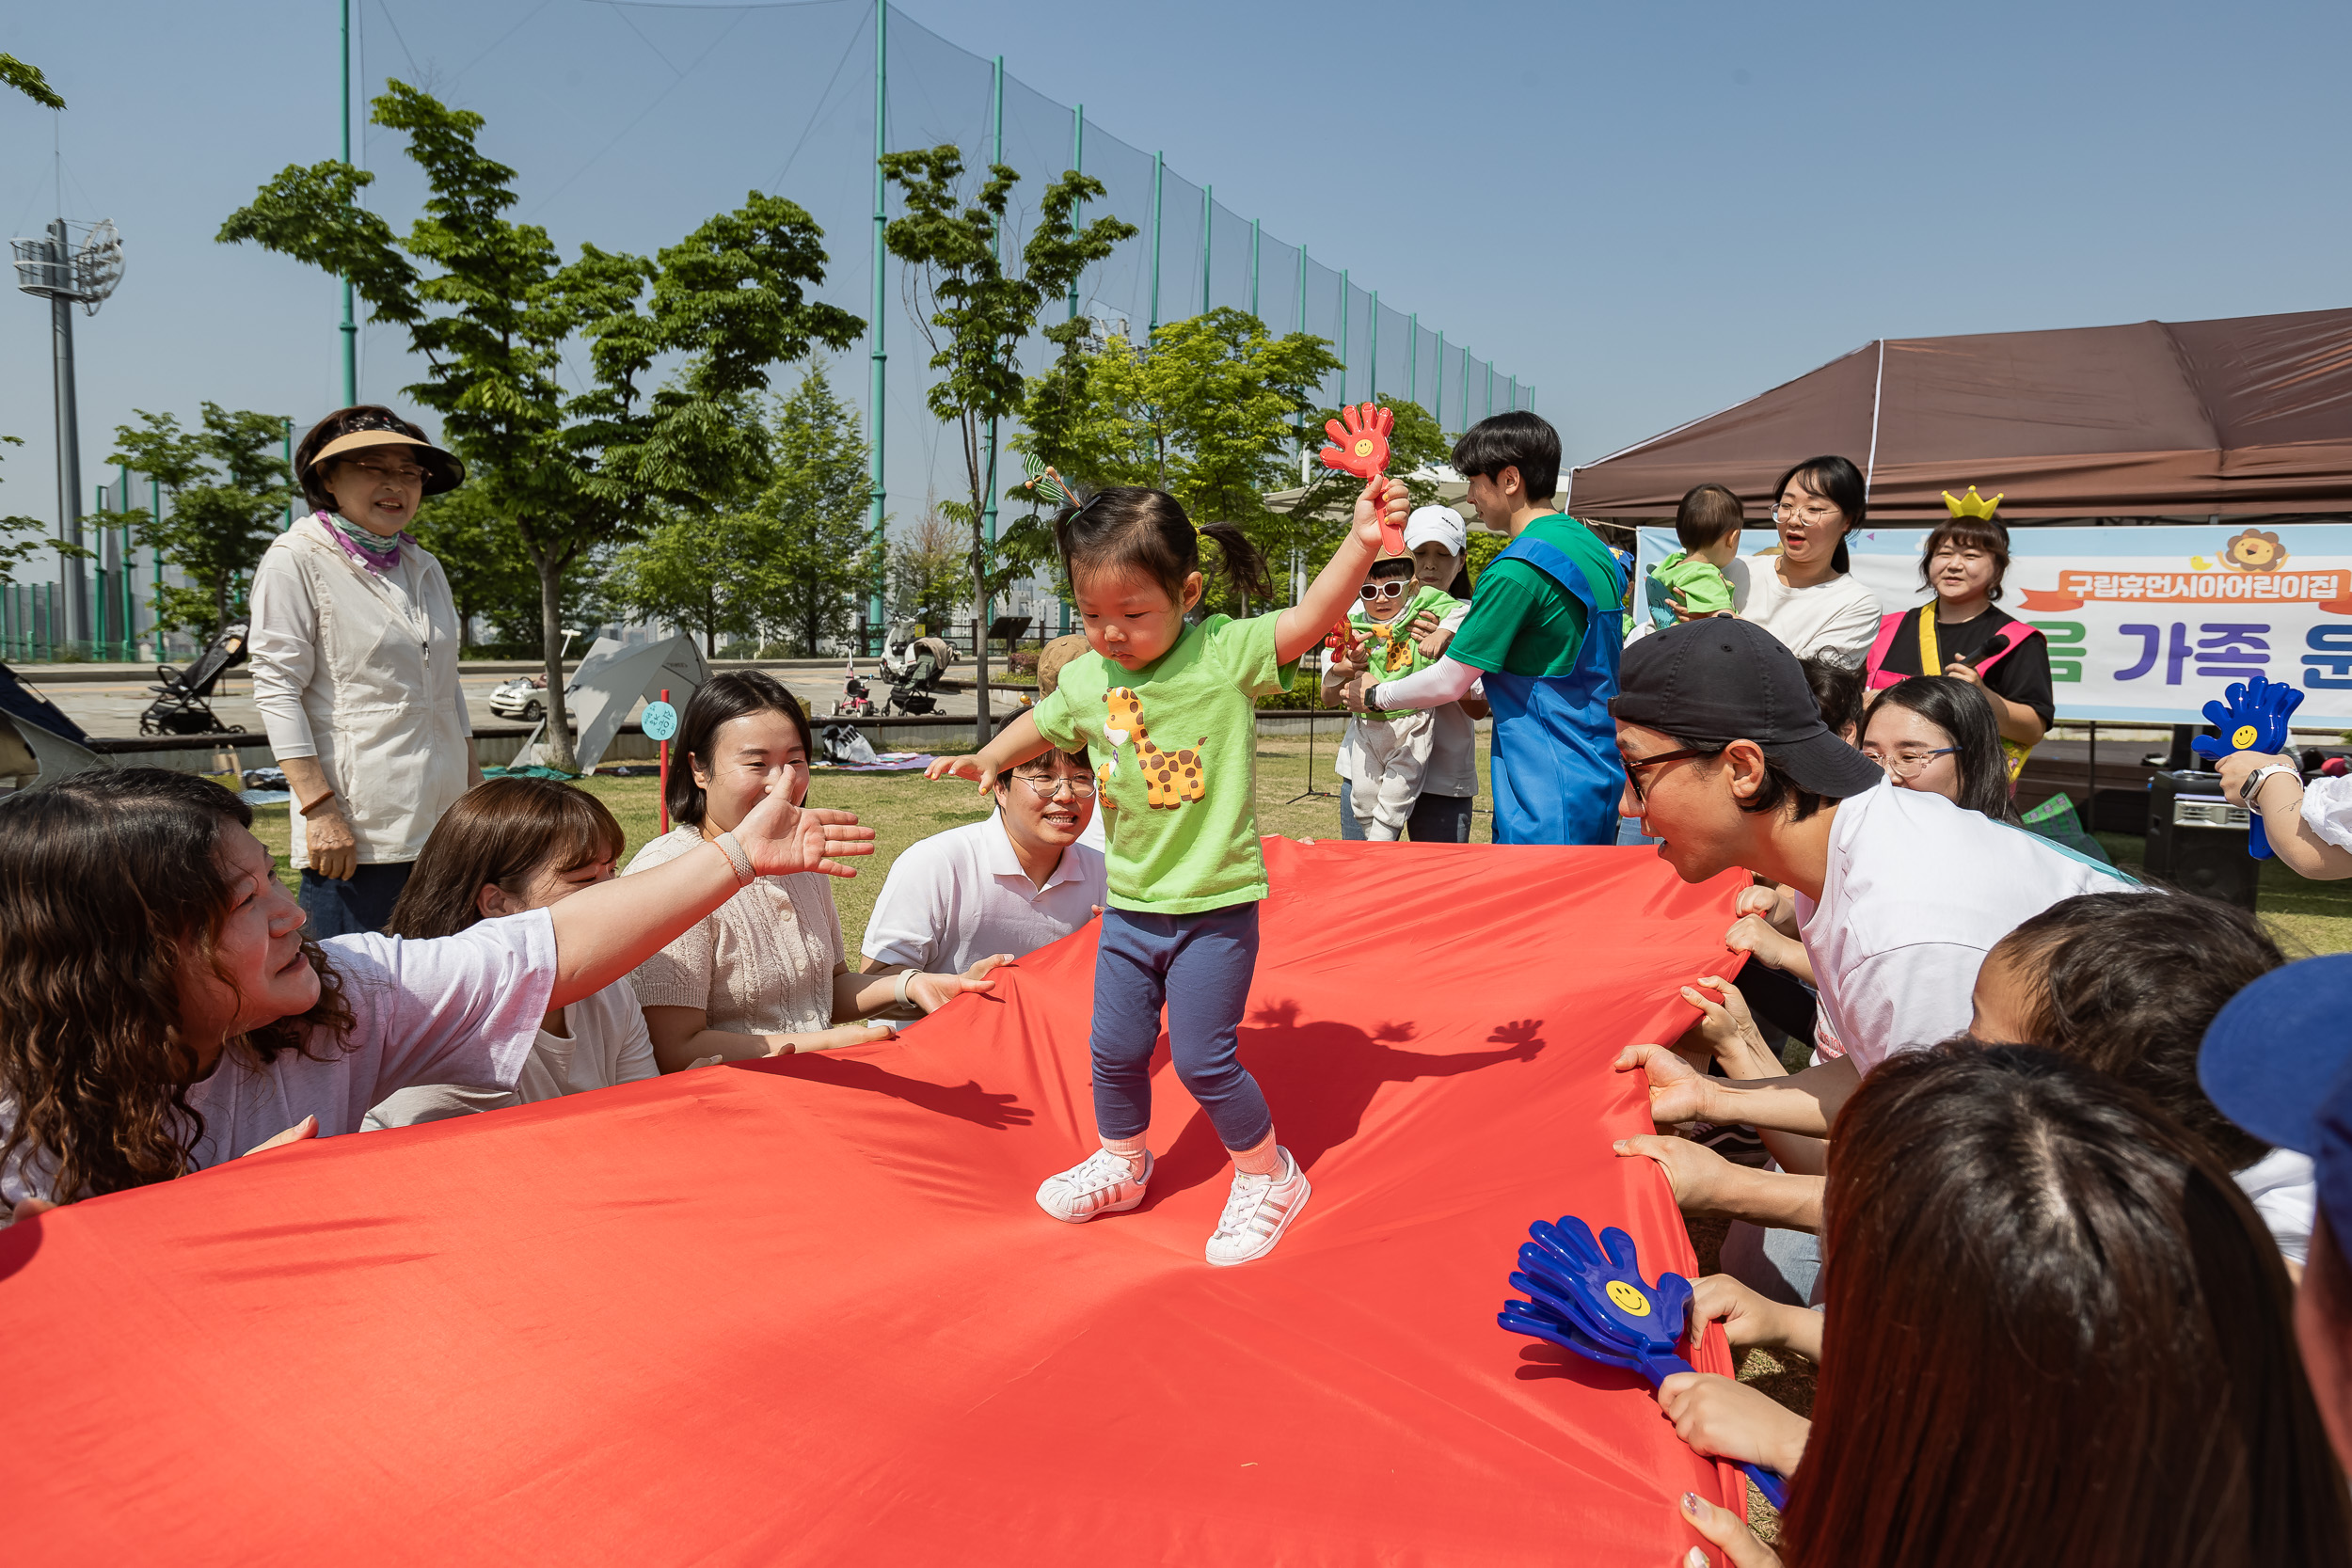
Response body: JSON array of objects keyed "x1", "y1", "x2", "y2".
[{"x1": 0, "y1": 838, "x2": 1748, "y2": 1566}]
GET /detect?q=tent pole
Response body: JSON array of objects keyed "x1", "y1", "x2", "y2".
[{"x1": 1864, "y1": 339, "x2": 1885, "y2": 503}]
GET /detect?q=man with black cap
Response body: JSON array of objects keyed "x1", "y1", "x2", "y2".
[
  {"x1": 2202, "y1": 960, "x2": 2352, "y2": 1465},
  {"x1": 1611, "y1": 619, "x2": 2134, "y2": 1146}
]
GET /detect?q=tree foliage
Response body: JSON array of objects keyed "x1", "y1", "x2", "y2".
[
  {"x1": 888, "y1": 503, "x2": 970, "y2": 631},
  {"x1": 1011, "y1": 308, "x2": 1345, "y2": 610},
  {"x1": 0, "y1": 55, "x2": 65, "y2": 110},
  {"x1": 881, "y1": 145, "x2": 1135, "y2": 738},
  {"x1": 405, "y1": 483, "x2": 540, "y2": 652},
  {"x1": 756, "y1": 366, "x2": 872, "y2": 657},
  {"x1": 107, "y1": 405, "x2": 292, "y2": 638},
  {"x1": 220, "y1": 81, "x2": 858, "y2": 768},
  {"x1": 0, "y1": 435, "x2": 87, "y2": 587}
]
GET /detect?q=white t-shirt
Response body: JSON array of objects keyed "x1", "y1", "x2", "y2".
[
  {"x1": 2300, "y1": 772, "x2": 2352, "y2": 853},
  {"x1": 1, "y1": 911, "x2": 557, "y2": 1207},
  {"x1": 1797, "y1": 783, "x2": 2137, "y2": 1072},
  {"x1": 1726, "y1": 556, "x2": 1881, "y2": 666},
  {"x1": 361, "y1": 976, "x2": 657, "y2": 1129},
  {"x1": 2233, "y1": 1146, "x2": 2316, "y2": 1266},
  {"x1": 861, "y1": 815, "x2": 1106, "y2": 974}
]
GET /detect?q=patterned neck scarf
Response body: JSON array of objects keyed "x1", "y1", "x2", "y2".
[{"x1": 318, "y1": 510, "x2": 404, "y2": 571}]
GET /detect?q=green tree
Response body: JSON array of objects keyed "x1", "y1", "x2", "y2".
[
  {"x1": 1, "y1": 55, "x2": 64, "y2": 109},
  {"x1": 0, "y1": 435, "x2": 87, "y2": 586},
  {"x1": 107, "y1": 404, "x2": 292, "y2": 639},
  {"x1": 405, "y1": 483, "x2": 539, "y2": 652},
  {"x1": 755, "y1": 367, "x2": 872, "y2": 657},
  {"x1": 607, "y1": 508, "x2": 765, "y2": 658},
  {"x1": 1011, "y1": 309, "x2": 1342, "y2": 610},
  {"x1": 888, "y1": 504, "x2": 970, "y2": 631},
  {"x1": 220, "y1": 81, "x2": 858, "y2": 769},
  {"x1": 880, "y1": 145, "x2": 1136, "y2": 741}
]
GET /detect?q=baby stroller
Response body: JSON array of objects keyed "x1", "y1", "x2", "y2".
[
  {"x1": 139, "y1": 622, "x2": 251, "y2": 736},
  {"x1": 884, "y1": 639, "x2": 950, "y2": 717}
]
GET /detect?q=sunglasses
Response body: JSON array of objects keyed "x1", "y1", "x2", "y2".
[{"x1": 1359, "y1": 580, "x2": 1410, "y2": 602}]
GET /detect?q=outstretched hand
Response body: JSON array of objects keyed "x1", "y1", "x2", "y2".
[
  {"x1": 908, "y1": 958, "x2": 1011, "y2": 1014},
  {"x1": 925, "y1": 752, "x2": 1001, "y2": 799},
  {"x1": 733, "y1": 782, "x2": 876, "y2": 879}
]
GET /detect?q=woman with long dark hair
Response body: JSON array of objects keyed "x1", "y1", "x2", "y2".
[
  {"x1": 364, "y1": 777, "x2": 658, "y2": 1127},
  {"x1": 0, "y1": 765, "x2": 872, "y2": 1217},
  {"x1": 1673, "y1": 1044, "x2": 2352, "y2": 1567},
  {"x1": 1860, "y1": 674, "x2": 2019, "y2": 823},
  {"x1": 625, "y1": 672, "x2": 997, "y2": 1072}
]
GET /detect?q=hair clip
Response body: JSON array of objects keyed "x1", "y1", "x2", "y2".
[{"x1": 1024, "y1": 454, "x2": 1082, "y2": 513}]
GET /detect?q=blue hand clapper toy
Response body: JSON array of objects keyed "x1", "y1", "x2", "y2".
[
  {"x1": 1498, "y1": 1214, "x2": 1790, "y2": 1510},
  {"x1": 2189, "y1": 674, "x2": 2305, "y2": 861}
]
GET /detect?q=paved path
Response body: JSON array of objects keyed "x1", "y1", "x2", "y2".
[{"x1": 24, "y1": 666, "x2": 996, "y2": 740}]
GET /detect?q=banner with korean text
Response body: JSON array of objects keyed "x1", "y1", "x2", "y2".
[{"x1": 1633, "y1": 523, "x2": 2352, "y2": 725}]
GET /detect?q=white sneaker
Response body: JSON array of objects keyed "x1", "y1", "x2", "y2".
[
  {"x1": 1036, "y1": 1148, "x2": 1152, "y2": 1224},
  {"x1": 1204, "y1": 1148, "x2": 1311, "y2": 1266}
]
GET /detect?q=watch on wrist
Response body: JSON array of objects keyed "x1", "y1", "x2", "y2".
[{"x1": 2241, "y1": 762, "x2": 2300, "y2": 817}]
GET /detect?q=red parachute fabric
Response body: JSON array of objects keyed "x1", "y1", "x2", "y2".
[{"x1": 0, "y1": 839, "x2": 1750, "y2": 1566}]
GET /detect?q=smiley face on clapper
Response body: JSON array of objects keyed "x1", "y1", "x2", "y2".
[{"x1": 1318, "y1": 403, "x2": 1405, "y2": 553}]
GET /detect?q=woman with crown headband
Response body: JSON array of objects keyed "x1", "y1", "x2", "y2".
[
  {"x1": 1860, "y1": 485, "x2": 2054, "y2": 784},
  {"x1": 250, "y1": 406, "x2": 482, "y2": 938}
]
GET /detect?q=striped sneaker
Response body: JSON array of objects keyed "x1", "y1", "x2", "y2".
[
  {"x1": 1204, "y1": 1148, "x2": 1311, "y2": 1267},
  {"x1": 1036, "y1": 1148, "x2": 1152, "y2": 1223}
]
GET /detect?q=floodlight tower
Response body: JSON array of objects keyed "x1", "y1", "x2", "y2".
[{"x1": 9, "y1": 217, "x2": 125, "y2": 646}]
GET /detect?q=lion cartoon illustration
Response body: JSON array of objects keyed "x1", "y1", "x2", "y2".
[{"x1": 2222, "y1": 529, "x2": 2289, "y2": 573}]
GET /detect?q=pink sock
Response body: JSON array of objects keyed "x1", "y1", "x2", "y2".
[
  {"x1": 1101, "y1": 1136, "x2": 1149, "y2": 1175},
  {"x1": 1231, "y1": 1131, "x2": 1284, "y2": 1178}
]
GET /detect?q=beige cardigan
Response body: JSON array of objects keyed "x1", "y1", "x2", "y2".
[{"x1": 248, "y1": 515, "x2": 471, "y2": 866}]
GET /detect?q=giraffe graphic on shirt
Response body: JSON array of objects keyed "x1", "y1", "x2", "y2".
[{"x1": 1103, "y1": 687, "x2": 1206, "y2": 810}]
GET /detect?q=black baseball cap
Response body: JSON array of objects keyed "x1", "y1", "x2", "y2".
[{"x1": 1609, "y1": 620, "x2": 1884, "y2": 798}]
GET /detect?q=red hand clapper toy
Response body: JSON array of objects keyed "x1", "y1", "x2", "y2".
[{"x1": 1319, "y1": 403, "x2": 1404, "y2": 552}]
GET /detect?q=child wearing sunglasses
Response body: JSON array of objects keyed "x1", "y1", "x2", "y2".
[{"x1": 1327, "y1": 554, "x2": 1464, "y2": 840}]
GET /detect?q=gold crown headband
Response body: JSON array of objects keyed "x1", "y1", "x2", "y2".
[{"x1": 1942, "y1": 484, "x2": 2003, "y2": 521}]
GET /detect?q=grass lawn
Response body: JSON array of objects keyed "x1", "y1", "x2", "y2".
[
  {"x1": 247, "y1": 730, "x2": 1462, "y2": 948},
  {"x1": 2091, "y1": 831, "x2": 2352, "y2": 957}
]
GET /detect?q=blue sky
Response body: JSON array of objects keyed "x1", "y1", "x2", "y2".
[{"x1": 3, "y1": 0, "x2": 2347, "y2": 533}]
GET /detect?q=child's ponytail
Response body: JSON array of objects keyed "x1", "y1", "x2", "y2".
[{"x1": 1055, "y1": 486, "x2": 1271, "y2": 607}]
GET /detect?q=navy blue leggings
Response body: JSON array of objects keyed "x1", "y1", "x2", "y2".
[{"x1": 1090, "y1": 902, "x2": 1272, "y2": 1151}]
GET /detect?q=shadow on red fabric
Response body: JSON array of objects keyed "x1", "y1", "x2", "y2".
[{"x1": 0, "y1": 838, "x2": 1751, "y2": 1565}]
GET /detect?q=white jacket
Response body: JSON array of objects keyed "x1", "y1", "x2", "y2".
[{"x1": 249, "y1": 514, "x2": 472, "y2": 867}]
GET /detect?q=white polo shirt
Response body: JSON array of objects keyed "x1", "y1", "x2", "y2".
[
  {"x1": 861, "y1": 815, "x2": 1107, "y2": 974},
  {"x1": 1798, "y1": 782, "x2": 2137, "y2": 1072}
]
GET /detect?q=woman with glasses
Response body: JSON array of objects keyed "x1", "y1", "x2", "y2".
[
  {"x1": 1859, "y1": 675, "x2": 2020, "y2": 824},
  {"x1": 625, "y1": 673, "x2": 997, "y2": 1069},
  {"x1": 251, "y1": 407, "x2": 482, "y2": 937},
  {"x1": 861, "y1": 744, "x2": 1108, "y2": 993},
  {"x1": 1704, "y1": 456, "x2": 1882, "y2": 666}
]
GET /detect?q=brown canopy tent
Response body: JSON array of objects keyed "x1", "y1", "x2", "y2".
[{"x1": 1566, "y1": 308, "x2": 2352, "y2": 522}]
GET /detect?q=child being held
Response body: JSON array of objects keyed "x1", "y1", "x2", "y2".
[
  {"x1": 1645, "y1": 482, "x2": 1744, "y2": 628},
  {"x1": 1330, "y1": 554, "x2": 1461, "y2": 841}
]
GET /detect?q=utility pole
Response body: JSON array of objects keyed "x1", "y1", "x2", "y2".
[
  {"x1": 341, "y1": 0, "x2": 358, "y2": 405},
  {"x1": 10, "y1": 217, "x2": 122, "y2": 648},
  {"x1": 866, "y1": 0, "x2": 888, "y2": 642}
]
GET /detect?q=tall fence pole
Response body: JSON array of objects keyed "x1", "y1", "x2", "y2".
[
  {"x1": 1407, "y1": 311, "x2": 1418, "y2": 412},
  {"x1": 1435, "y1": 329, "x2": 1445, "y2": 433},
  {"x1": 1066, "y1": 103, "x2": 1083, "y2": 321},
  {"x1": 977, "y1": 52, "x2": 1003, "y2": 744},
  {"x1": 1369, "y1": 290, "x2": 1379, "y2": 404},
  {"x1": 865, "y1": 0, "x2": 889, "y2": 640},
  {"x1": 1248, "y1": 218, "x2": 1260, "y2": 319},
  {"x1": 1200, "y1": 184, "x2": 1212, "y2": 315},
  {"x1": 1338, "y1": 268, "x2": 1349, "y2": 406},
  {"x1": 1148, "y1": 151, "x2": 1163, "y2": 334}
]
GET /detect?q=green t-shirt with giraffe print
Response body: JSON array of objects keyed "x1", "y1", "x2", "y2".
[{"x1": 1029, "y1": 612, "x2": 1296, "y2": 915}]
